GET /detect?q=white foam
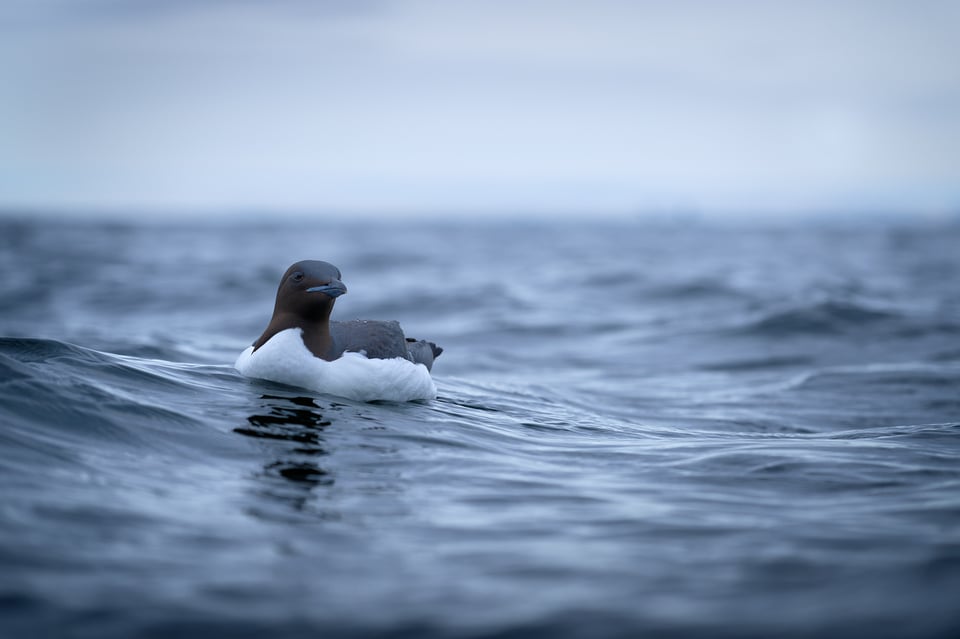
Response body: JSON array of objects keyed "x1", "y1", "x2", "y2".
[{"x1": 234, "y1": 328, "x2": 436, "y2": 402}]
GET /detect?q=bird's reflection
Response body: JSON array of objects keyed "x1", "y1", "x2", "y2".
[{"x1": 234, "y1": 394, "x2": 335, "y2": 515}]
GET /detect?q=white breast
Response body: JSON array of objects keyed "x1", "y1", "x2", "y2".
[{"x1": 234, "y1": 328, "x2": 437, "y2": 402}]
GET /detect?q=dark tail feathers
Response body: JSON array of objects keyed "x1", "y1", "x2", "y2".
[{"x1": 406, "y1": 338, "x2": 443, "y2": 370}]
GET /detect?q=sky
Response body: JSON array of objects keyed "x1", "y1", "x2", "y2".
[{"x1": 1, "y1": 0, "x2": 959, "y2": 218}]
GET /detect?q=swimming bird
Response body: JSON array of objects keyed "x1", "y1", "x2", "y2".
[{"x1": 235, "y1": 260, "x2": 442, "y2": 401}]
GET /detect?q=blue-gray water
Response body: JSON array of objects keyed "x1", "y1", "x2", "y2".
[{"x1": 1, "y1": 216, "x2": 959, "y2": 638}]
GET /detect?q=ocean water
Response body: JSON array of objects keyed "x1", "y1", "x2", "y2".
[{"x1": 1, "y1": 215, "x2": 959, "y2": 638}]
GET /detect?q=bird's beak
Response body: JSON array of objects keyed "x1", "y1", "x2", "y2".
[{"x1": 306, "y1": 280, "x2": 347, "y2": 298}]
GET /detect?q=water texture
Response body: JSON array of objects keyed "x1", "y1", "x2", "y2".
[{"x1": 1, "y1": 216, "x2": 959, "y2": 638}]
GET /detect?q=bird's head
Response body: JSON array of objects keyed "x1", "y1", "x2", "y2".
[{"x1": 273, "y1": 260, "x2": 347, "y2": 320}]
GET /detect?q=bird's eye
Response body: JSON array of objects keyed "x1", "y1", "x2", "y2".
[{"x1": 292, "y1": 272, "x2": 304, "y2": 282}]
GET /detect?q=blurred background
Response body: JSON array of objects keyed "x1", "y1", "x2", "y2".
[{"x1": 1, "y1": 0, "x2": 958, "y2": 220}]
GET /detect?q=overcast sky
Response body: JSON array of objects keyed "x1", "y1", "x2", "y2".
[{"x1": 1, "y1": 0, "x2": 958, "y2": 217}]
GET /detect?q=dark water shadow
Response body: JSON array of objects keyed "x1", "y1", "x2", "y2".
[{"x1": 234, "y1": 394, "x2": 336, "y2": 516}]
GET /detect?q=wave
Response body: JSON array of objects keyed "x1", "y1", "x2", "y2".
[
  {"x1": 641, "y1": 277, "x2": 749, "y2": 301},
  {"x1": 697, "y1": 355, "x2": 814, "y2": 372},
  {"x1": 784, "y1": 361, "x2": 960, "y2": 391},
  {"x1": 0, "y1": 338, "x2": 244, "y2": 473},
  {"x1": 732, "y1": 299, "x2": 900, "y2": 336}
]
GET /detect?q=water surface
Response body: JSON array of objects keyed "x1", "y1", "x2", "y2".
[{"x1": 1, "y1": 216, "x2": 959, "y2": 638}]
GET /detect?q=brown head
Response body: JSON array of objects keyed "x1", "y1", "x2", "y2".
[{"x1": 252, "y1": 260, "x2": 347, "y2": 354}]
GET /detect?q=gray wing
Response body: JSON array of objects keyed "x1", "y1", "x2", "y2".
[
  {"x1": 330, "y1": 320, "x2": 442, "y2": 371},
  {"x1": 330, "y1": 320, "x2": 412, "y2": 360}
]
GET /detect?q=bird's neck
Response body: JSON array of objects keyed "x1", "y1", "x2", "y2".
[{"x1": 253, "y1": 311, "x2": 338, "y2": 361}]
